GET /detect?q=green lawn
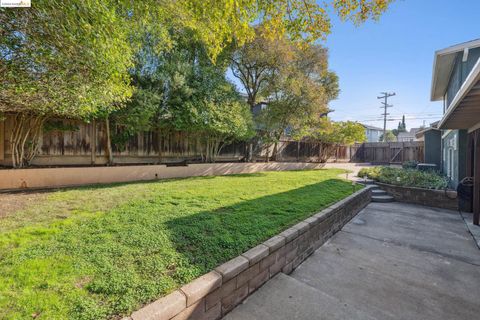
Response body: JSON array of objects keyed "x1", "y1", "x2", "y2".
[{"x1": 0, "y1": 169, "x2": 358, "y2": 320}]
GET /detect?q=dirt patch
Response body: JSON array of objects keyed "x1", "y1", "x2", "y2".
[{"x1": 0, "y1": 192, "x2": 47, "y2": 219}]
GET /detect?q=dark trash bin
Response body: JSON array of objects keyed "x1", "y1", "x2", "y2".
[{"x1": 457, "y1": 177, "x2": 473, "y2": 212}]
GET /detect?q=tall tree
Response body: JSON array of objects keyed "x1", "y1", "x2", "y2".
[
  {"x1": 110, "y1": 30, "x2": 254, "y2": 162},
  {"x1": 380, "y1": 130, "x2": 396, "y2": 142},
  {"x1": 256, "y1": 42, "x2": 340, "y2": 160},
  {"x1": 302, "y1": 119, "x2": 366, "y2": 162},
  {"x1": 0, "y1": 0, "x2": 394, "y2": 167}
]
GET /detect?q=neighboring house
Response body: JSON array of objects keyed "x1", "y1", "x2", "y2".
[
  {"x1": 415, "y1": 122, "x2": 441, "y2": 169},
  {"x1": 361, "y1": 124, "x2": 383, "y2": 142},
  {"x1": 431, "y1": 39, "x2": 480, "y2": 225},
  {"x1": 397, "y1": 128, "x2": 421, "y2": 142}
]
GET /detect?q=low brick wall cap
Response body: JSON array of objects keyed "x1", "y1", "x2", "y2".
[
  {"x1": 215, "y1": 256, "x2": 249, "y2": 282},
  {"x1": 131, "y1": 290, "x2": 186, "y2": 320},
  {"x1": 241, "y1": 244, "x2": 269, "y2": 266},
  {"x1": 180, "y1": 271, "x2": 222, "y2": 307},
  {"x1": 263, "y1": 235, "x2": 286, "y2": 253}
]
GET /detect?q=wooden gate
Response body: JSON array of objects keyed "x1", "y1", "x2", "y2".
[{"x1": 350, "y1": 141, "x2": 424, "y2": 164}]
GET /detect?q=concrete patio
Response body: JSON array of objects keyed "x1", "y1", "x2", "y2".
[{"x1": 225, "y1": 202, "x2": 480, "y2": 320}]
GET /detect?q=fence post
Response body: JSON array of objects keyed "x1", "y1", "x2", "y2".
[
  {"x1": 91, "y1": 119, "x2": 96, "y2": 165},
  {"x1": 296, "y1": 141, "x2": 300, "y2": 162},
  {"x1": 0, "y1": 118, "x2": 4, "y2": 161}
]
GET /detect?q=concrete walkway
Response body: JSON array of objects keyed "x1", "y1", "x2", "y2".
[{"x1": 225, "y1": 202, "x2": 480, "y2": 320}]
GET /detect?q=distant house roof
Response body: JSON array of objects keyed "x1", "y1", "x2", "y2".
[
  {"x1": 397, "y1": 131, "x2": 416, "y2": 141},
  {"x1": 415, "y1": 127, "x2": 439, "y2": 139},
  {"x1": 360, "y1": 124, "x2": 383, "y2": 131},
  {"x1": 431, "y1": 38, "x2": 480, "y2": 101}
]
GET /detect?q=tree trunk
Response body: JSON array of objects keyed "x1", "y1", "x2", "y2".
[
  {"x1": 105, "y1": 117, "x2": 113, "y2": 165},
  {"x1": 9, "y1": 113, "x2": 45, "y2": 168},
  {"x1": 248, "y1": 141, "x2": 253, "y2": 162}
]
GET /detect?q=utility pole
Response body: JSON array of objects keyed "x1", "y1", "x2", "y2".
[{"x1": 377, "y1": 92, "x2": 395, "y2": 141}]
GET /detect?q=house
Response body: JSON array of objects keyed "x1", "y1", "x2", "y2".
[
  {"x1": 431, "y1": 39, "x2": 480, "y2": 225},
  {"x1": 361, "y1": 124, "x2": 383, "y2": 142},
  {"x1": 397, "y1": 128, "x2": 421, "y2": 142},
  {"x1": 415, "y1": 122, "x2": 441, "y2": 168}
]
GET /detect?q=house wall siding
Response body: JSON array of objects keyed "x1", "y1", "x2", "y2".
[
  {"x1": 424, "y1": 130, "x2": 441, "y2": 168},
  {"x1": 442, "y1": 129, "x2": 468, "y2": 187},
  {"x1": 445, "y1": 47, "x2": 480, "y2": 108},
  {"x1": 365, "y1": 129, "x2": 381, "y2": 142}
]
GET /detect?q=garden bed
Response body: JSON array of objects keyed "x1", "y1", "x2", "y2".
[
  {"x1": 358, "y1": 166, "x2": 449, "y2": 190},
  {"x1": 358, "y1": 166, "x2": 458, "y2": 210},
  {"x1": 0, "y1": 169, "x2": 361, "y2": 320}
]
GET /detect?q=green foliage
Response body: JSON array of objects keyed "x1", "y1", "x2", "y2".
[
  {"x1": 301, "y1": 119, "x2": 366, "y2": 145},
  {"x1": 249, "y1": 39, "x2": 339, "y2": 145},
  {"x1": 0, "y1": 170, "x2": 356, "y2": 319},
  {"x1": 1, "y1": 0, "x2": 393, "y2": 166},
  {"x1": 358, "y1": 166, "x2": 448, "y2": 190},
  {"x1": 110, "y1": 31, "x2": 254, "y2": 159},
  {"x1": 402, "y1": 160, "x2": 418, "y2": 169},
  {"x1": 332, "y1": 121, "x2": 366, "y2": 145},
  {"x1": 380, "y1": 130, "x2": 396, "y2": 142},
  {"x1": 1, "y1": 0, "x2": 394, "y2": 118},
  {"x1": 43, "y1": 121, "x2": 79, "y2": 133},
  {"x1": 0, "y1": 0, "x2": 136, "y2": 118}
]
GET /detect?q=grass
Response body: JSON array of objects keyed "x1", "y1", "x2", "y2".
[{"x1": 0, "y1": 169, "x2": 358, "y2": 319}]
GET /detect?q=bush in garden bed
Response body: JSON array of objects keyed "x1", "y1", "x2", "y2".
[{"x1": 358, "y1": 166, "x2": 448, "y2": 190}]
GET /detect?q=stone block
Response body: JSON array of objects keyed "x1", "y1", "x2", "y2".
[
  {"x1": 172, "y1": 299, "x2": 221, "y2": 320},
  {"x1": 237, "y1": 263, "x2": 260, "y2": 288},
  {"x1": 279, "y1": 227, "x2": 299, "y2": 243},
  {"x1": 304, "y1": 216, "x2": 320, "y2": 227},
  {"x1": 248, "y1": 269, "x2": 269, "y2": 293},
  {"x1": 282, "y1": 261, "x2": 293, "y2": 274},
  {"x1": 269, "y1": 256, "x2": 286, "y2": 277},
  {"x1": 205, "y1": 278, "x2": 237, "y2": 310},
  {"x1": 259, "y1": 252, "x2": 277, "y2": 270},
  {"x1": 293, "y1": 221, "x2": 310, "y2": 235},
  {"x1": 131, "y1": 290, "x2": 186, "y2": 320},
  {"x1": 180, "y1": 271, "x2": 222, "y2": 307},
  {"x1": 215, "y1": 256, "x2": 249, "y2": 282},
  {"x1": 285, "y1": 246, "x2": 298, "y2": 263},
  {"x1": 263, "y1": 235, "x2": 286, "y2": 253},
  {"x1": 241, "y1": 244, "x2": 269, "y2": 266},
  {"x1": 221, "y1": 284, "x2": 249, "y2": 315}
]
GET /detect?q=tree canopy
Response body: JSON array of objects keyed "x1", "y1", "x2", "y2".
[{"x1": 0, "y1": 0, "x2": 394, "y2": 167}]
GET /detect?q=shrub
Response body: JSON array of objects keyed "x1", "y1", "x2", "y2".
[
  {"x1": 358, "y1": 167, "x2": 380, "y2": 179},
  {"x1": 402, "y1": 160, "x2": 418, "y2": 169},
  {"x1": 357, "y1": 166, "x2": 448, "y2": 190}
]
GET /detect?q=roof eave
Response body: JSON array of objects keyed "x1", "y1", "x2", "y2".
[
  {"x1": 438, "y1": 59, "x2": 480, "y2": 129},
  {"x1": 430, "y1": 39, "x2": 480, "y2": 101}
]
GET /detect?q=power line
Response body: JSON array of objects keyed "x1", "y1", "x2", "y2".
[
  {"x1": 358, "y1": 117, "x2": 441, "y2": 122},
  {"x1": 377, "y1": 92, "x2": 396, "y2": 141}
]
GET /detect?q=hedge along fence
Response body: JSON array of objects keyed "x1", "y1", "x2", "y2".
[
  {"x1": 122, "y1": 187, "x2": 372, "y2": 320},
  {"x1": 0, "y1": 114, "x2": 352, "y2": 167}
]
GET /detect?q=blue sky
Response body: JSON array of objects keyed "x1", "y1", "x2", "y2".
[
  {"x1": 228, "y1": 0, "x2": 480, "y2": 131},
  {"x1": 325, "y1": 0, "x2": 480, "y2": 130}
]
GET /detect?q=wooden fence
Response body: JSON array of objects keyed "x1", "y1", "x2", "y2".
[
  {"x1": 0, "y1": 115, "x2": 351, "y2": 167},
  {"x1": 0, "y1": 115, "x2": 423, "y2": 167},
  {"x1": 350, "y1": 141, "x2": 424, "y2": 164}
]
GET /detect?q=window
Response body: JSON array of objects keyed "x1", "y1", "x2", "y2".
[{"x1": 448, "y1": 148, "x2": 454, "y2": 179}]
